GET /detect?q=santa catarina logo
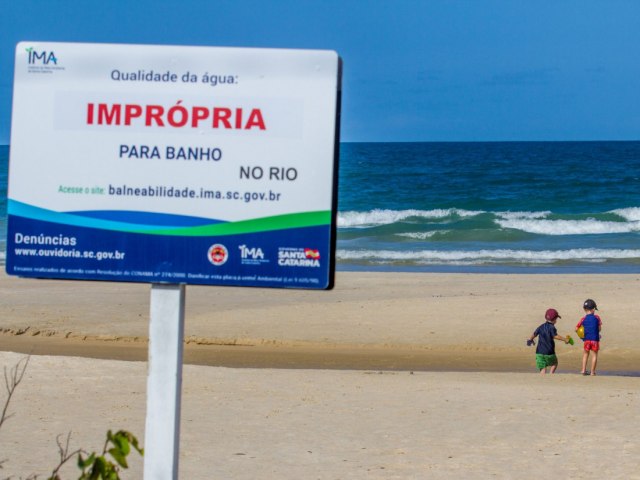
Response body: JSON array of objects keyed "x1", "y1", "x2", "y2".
[{"x1": 277, "y1": 247, "x2": 321, "y2": 267}]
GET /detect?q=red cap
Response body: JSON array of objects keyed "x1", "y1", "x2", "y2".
[{"x1": 545, "y1": 308, "x2": 561, "y2": 321}]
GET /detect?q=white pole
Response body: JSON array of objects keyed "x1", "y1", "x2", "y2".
[{"x1": 144, "y1": 284, "x2": 186, "y2": 480}]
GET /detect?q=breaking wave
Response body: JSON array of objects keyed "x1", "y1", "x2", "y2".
[
  {"x1": 338, "y1": 208, "x2": 640, "y2": 236},
  {"x1": 495, "y1": 218, "x2": 640, "y2": 235},
  {"x1": 337, "y1": 208, "x2": 483, "y2": 228}
]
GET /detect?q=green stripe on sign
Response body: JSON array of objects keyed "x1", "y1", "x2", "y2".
[{"x1": 133, "y1": 210, "x2": 332, "y2": 236}]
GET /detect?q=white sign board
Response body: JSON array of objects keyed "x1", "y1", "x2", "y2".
[{"x1": 7, "y1": 42, "x2": 341, "y2": 289}]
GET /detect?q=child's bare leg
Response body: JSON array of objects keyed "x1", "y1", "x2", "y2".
[
  {"x1": 539, "y1": 368, "x2": 547, "y2": 375},
  {"x1": 581, "y1": 351, "x2": 589, "y2": 374},
  {"x1": 590, "y1": 351, "x2": 598, "y2": 375},
  {"x1": 549, "y1": 364, "x2": 558, "y2": 374}
]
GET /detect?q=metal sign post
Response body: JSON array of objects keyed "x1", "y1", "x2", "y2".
[{"x1": 144, "y1": 284, "x2": 185, "y2": 480}]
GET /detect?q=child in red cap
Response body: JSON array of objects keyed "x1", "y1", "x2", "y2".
[{"x1": 527, "y1": 308, "x2": 570, "y2": 374}]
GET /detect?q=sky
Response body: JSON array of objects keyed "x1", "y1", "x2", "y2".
[{"x1": 2, "y1": 0, "x2": 640, "y2": 144}]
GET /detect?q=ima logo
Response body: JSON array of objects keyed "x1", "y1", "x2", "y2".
[
  {"x1": 26, "y1": 47, "x2": 58, "y2": 65},
  {"x1": 239, "y1": 245, "x2": 264, "y2": 260}
]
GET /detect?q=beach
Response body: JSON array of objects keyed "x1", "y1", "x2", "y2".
[{"x1": 1, "y1": 271, "x2": 640, "y2": 478}]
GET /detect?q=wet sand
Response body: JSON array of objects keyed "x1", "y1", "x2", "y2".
[{"x1": 2, "y1": 271, "x2": 640, "y2": 374}]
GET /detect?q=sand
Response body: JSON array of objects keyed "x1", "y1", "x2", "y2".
[{"x1": 1, "y1": 271, "x2": 639, "y2": 478}]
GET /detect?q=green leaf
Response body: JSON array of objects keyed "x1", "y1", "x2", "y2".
[
  {"x1": 94, "y1": 456, "x2": 108, "y2": 477},
  {"x1": 78, "y1": 452, "x2": 96, "y2": 469},
  {"x1": 108, "y1": 447, "x2": 129, "y2": 468},
  {"x1": 112, "y1": 433, "x2": 131, "y2": 456},
  {"x1": 129, "y1": 435, "x2": 144, "y2": 455}
]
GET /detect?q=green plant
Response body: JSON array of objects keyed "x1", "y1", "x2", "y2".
[
  {"x1": 73, "y1": 430, "x2": 143, "y2": 480},
  {"x1": 2, "y1": 357, "x2": 143, "y2": 479}
]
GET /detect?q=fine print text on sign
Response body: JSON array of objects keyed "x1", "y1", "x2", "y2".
[{"x1": 7, "y1": 42, "x2": 342, "y2": 289}]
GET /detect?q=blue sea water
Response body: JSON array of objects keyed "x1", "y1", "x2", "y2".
[
  {"x1": 2, "y1": 142, "x2": 640, "y2": 272},
  {"x1": 337, "y1": 141, "x2": 640, "y2": 273}
]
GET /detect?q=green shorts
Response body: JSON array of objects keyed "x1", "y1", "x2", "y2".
[{"x1": 535, "y1": 354, "x2": 558, "y2": 370}]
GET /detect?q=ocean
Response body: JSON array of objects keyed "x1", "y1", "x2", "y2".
[
  {"x1": 338, "y1": 141, "x2": 640, "y2": 273},
  {"x1": 2, "y1": 142, "x2": 640, "y2": 273}
]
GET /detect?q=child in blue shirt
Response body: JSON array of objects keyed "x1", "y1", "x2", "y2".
[{"x1": 576, "y1": 298, "x2": 602, "y2": 376}]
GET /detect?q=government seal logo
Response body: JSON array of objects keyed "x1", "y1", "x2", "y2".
[{"x1": 207, "y1": 244, "x2": 228, "y2": 266}]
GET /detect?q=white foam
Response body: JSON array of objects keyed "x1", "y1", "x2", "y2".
[
  {"x1": 337, "y1": 209, "x2": 483, "y2": 228},
  {"x1": 610, "y1": 207, "x2": 640, "y2": 222},
  {"x1": 337, "y1": 248, "x2": 640, "y2": 264},
  {"x1": 495, "y1": 211, "x2": 551, "y2": 220},
  {"x1": 495, "y1": 218, "x2": 640, "y2": 235},
  {"x1": 397, "y1": 231, "x2": 447, "y2": 240}
]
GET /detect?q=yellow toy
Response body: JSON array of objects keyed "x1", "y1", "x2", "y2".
[{"x1": 576, "y1": 325, "x2": 585, "y2": 339}]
